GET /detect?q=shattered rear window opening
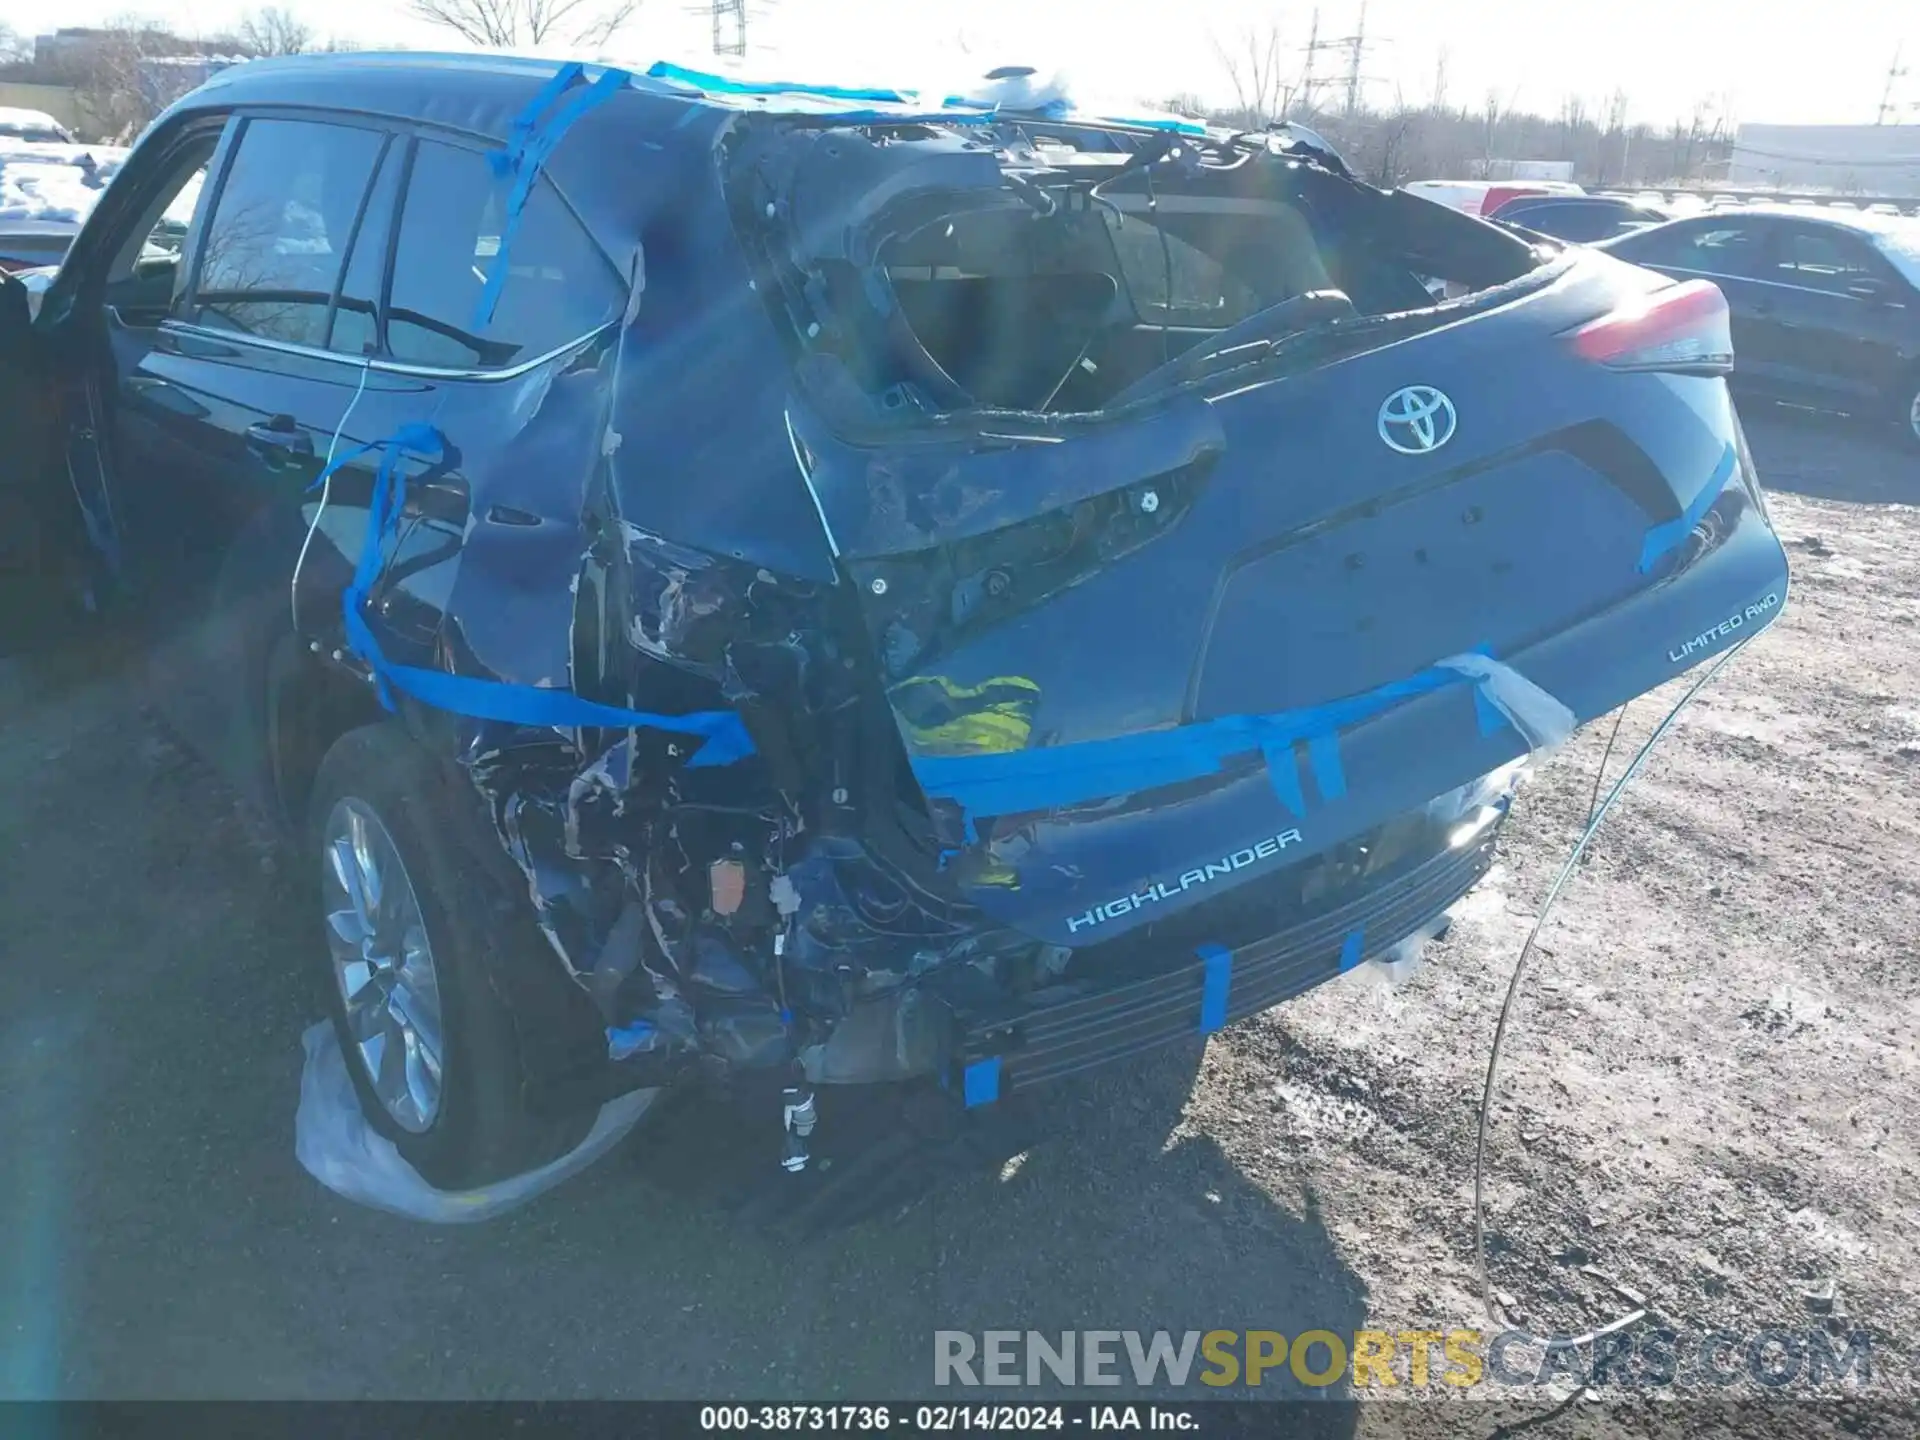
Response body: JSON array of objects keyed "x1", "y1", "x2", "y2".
[{"x1": 730, "y1": 119, "x2": 1550, "y2": 420}]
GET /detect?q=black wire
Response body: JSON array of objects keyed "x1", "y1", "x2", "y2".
[
  {"x1": 1472, "y1": 638, "x2": 1750, "y2": 1341},
  {"x1": 1143, "y1": 160, "x2": 1175, "y2": 368},
  {"x1": 1583, "y1": 702, "x2": 1632, "y2": 829}
]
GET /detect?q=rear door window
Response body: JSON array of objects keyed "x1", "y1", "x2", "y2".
[
  {"x1": 192, "y1": 117, "x2": 387, "y2": 348},
  {"x1": 384, "y1": 138, "x2": 623, "y2": 370},
  {"x1": 1773, "y1": 227, "x2": 1892, "y2": 295},
  {"x1": 1622, "y1": 221, "x2": 1768, "y2": 278},
  {"x1": 1505, "y1": 202, "x2": 1610, "y2": 241},
  {"x1": 326, "y1": 142, "x2": 403, "y2": 357}
]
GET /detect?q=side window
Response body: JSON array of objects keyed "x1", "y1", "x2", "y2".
[
  {"x1": 1103, "y1": 213, "x2": 1271, "y2": 327},
  {"x1": 1514, "y1": 203, "x2": 1606, "y2": 241},
  {"x1": 1775, "y1": 229, "x2": 1888, "y2": 294},
  {"x1": 327, "y1": 142, "x2": 404, "y2": 357},
  {"x1": 99, "y1": 133, "x2": 216, "y2": 322},
  {"x1": 1628, "y1": 222, "x2": 1766, "y2": 278},
  {"x1": 385, "y1": 139, "x2": 623, "y2": 369},
  {"x1": 192, "y1": 117, "x2": 386, "y2": 347}
]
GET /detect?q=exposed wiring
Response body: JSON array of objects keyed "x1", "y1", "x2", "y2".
[
  {"x1": 290, "y1": 359, "x2": 373, "y2": 636},
  {"x1": 1472, "y1": 638, "x2": 1751, "y2": 1343}
]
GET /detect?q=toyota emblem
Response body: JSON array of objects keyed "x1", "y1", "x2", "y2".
[{"x1": 1378, "y1": 385, "x2": 1458, "y2": 455}]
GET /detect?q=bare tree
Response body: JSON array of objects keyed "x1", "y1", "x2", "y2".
[
  {"x1": 1429, "y1": 44, "x2": 1449, "y2": 114},
  {"x1": 1212, "y1": 22, "x2": 1295, "y2": 129},
  {"x1": 1370, "y1": 87, "x2": 1419, "y2": 187},
  {"x1": 1599, "y1": 88, "x2": 1630, "y2": 185},
  {"x1": 235, "y1": 7, "x2": 315, "y2": 56},
  {"x1": 0, "y1": 23, "x2": 30, "y2": 65},
  {"x1": 1477, "y1": 88, "x2": 1503, "y2": 179},
  {"x1": 74, "y1": 17, "x2": 177, "y2": 143},
  {"x1": 409, "y1": 0, "x2": 641, "y2": 48}
]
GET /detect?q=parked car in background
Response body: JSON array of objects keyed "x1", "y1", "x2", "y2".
[
  {"x1": 0, "y1": 107, "x2": 76, "y2": 143},
  {"x1": 1487, "y1": 193, "x2": 1669, "y2": 243},
  {"x1": 1602, "y1": 207, "x2": 1920, "y2": 446},
  {"x1": 1402, "y1": 179, "x2": 1585, "y2": 216}
]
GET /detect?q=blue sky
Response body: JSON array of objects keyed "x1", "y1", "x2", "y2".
[{"x1": 3, "y1": 0, "x2": 1917, "y2": 129}]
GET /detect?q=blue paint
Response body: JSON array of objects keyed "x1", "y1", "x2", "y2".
[
  {"x1": 963, "y1": 1057, "x2": 1001, "y2": 1108},
  {"x1": 476, "y1": 62, "x2": 632, "y2": 328},
  {"x1": 1639, "y1": 445, "x2": 1737, "y2": 574},
  {"x1": 1338, "y1": 929, "x2": 1366, "y2": 972},
  {"x1": 324, "y1": 426, "x2": 754, "y2": 765},
  {"x1": 1197, "y1": 943, "x2": 1233, "y2": 1034}
]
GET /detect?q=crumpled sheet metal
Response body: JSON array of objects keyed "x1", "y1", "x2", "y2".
[{"x1": 293, "y1": 1021, "x2": 655, "y2": 1223}]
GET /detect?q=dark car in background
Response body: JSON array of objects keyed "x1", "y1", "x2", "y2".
[
  {"x1": 1603, "y1": 206, "x2": 1920, "y2": 445},
  {"x1": 1487, "y1": 193, "x2": 1669, "y2": 243},
  {"x1": 0, "y1": 52, "x2": 1790, "y2": 1191}
]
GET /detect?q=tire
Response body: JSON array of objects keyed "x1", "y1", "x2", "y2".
[
  {"x1": 1897, "y1": 370, "x2": 1920, "y2": 451},
  {"x1": 308, "y1": 720, "x2": 602, "y2": 1189}
]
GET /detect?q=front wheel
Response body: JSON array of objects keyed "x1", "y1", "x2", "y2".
[
  {"x1": 1893, "y1": 368, "x2": 1920, "y2": 451},
  {"x1": 309, "y1": 721, "x2": 602, "y2": 1189}
]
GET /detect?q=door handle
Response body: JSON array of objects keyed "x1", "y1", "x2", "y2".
[{"x1": 246, "y1": 417, "x2": 313, "y2": 459}]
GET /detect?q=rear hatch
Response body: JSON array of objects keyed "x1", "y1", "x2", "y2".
[{"x1": 739, "y1": 121, "x2": 1785, "y2": 945}]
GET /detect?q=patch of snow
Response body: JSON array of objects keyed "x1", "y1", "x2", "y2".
[{"x1": 0, "y1": 144, "x2": 130, "y2": 227}]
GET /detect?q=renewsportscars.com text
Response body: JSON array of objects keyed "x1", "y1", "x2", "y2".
[{"x1": 933, "y1": 1327, "x2": 1872, "y2": 1390}]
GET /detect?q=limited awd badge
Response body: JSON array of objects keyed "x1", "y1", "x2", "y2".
[{"x1": 1378, "y1": 385, "x2": 1458, "y2": 454}]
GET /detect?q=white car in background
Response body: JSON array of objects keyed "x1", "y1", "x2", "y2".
[{"x1": 0, "y1": 106, "x2": 76, "y2": 143}]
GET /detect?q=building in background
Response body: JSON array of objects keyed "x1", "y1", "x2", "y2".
[{"x1": 1729, "y1": 123, "x2": 1920, "y2": 193}]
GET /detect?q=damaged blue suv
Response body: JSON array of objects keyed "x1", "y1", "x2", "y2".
[{"x1": 0, "y1": 53, "x2": 1790, "y2": 1188}]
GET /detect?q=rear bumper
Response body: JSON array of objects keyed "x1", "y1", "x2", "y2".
[{"x1": 947, "y1": 830, "x2": 1496, "y2": 1103}]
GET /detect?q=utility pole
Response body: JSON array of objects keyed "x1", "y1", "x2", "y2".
[
  {"x1": 714, "y1": 0, "x2": 747, "y2": 57},
  {"x1": 1299, "y1": 2, "x2": 1380, "y2": 121},
  {"x1": 1877, "y1": 44, "x2": 1907, "y2": 125},
  {"x1": 1343, "y1": 0, "x2": 1368, "y2": 119},
  {"x1": 1298, "y1": 7, "x2": 1323, "y2": 119},
  {"x1": 685, "y1": 0, "x2": 753, "y2": 57}
]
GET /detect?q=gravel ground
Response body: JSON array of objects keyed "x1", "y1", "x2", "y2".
[{"x1": 0, "y1": 405, "x2": 1914, "y2": 1435}]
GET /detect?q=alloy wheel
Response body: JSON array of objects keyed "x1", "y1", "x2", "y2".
[{"x1": 320, "y1": 798, "x2": 445, "y2": 1133}]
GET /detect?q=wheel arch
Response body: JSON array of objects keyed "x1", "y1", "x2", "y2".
[{"x1": 265, "y1": 634, "x2": 387, "y2": 835}]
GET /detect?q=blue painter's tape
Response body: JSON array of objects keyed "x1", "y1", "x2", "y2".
[
  {"x1": 606, "y1": 1020, "x2": 656, "y2": 1060},
  {"x1": 1261, "y1": 740, "x2": 1307, "y2": 817},
  {"x1": 963, "y1": 1057, "x2": 1001, "y2": 1108},
  {"x1": 1307, "y1": 731, "x2": 1346, "y2": 802},
  {"x1": 914, "y1": 659, "x2": 1481, "y2": 821},
  {"x1": 1197, "y1": 943, "x2": 1233, "y2": 1034},
  {"x1": 329, "y1": 426, "x2": 754, "y2": 765},
  {"x1": 1639, "y1": 444, "x2": 1737, "y2": 574},
  {"x1": 1472, "y1": 685, "x2": 1507, "y2": 737},
  {"x1": 644, "y1": 61, "x2": 997, "y2": 125},
  {"x1": 647, "y1": 61, "x2": 917, "y2": 104},
  {"x1": 476, "y1": 63, "x2": 631, "y2": 328},
  {"x1": 1338, "y1": 929, "x2": 1366, "y2": 973}
]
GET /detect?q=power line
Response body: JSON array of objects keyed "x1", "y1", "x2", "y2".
[{"x1": 1877, "y1": 44, "x2": 1908, "y2": 125}]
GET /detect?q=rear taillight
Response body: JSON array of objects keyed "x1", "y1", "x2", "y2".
[{"x1": 1563, "y1": 279, "x2": 1734, "y2": 376}]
